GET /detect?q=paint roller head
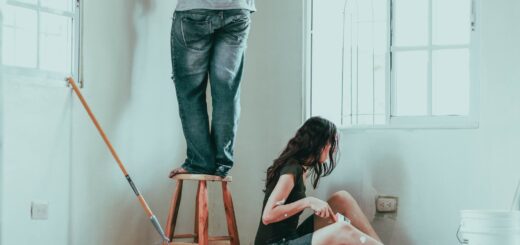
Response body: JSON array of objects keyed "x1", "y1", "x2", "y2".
[{"x1": 150, "y1": 215, "x2": 170, "y2": 242}]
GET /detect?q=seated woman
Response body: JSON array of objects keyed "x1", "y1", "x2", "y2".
[{"x1": 255, "y1": 117, "x2": 383, "y2": 245}]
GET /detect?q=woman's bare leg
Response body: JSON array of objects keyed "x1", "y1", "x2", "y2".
[
  {"x1": 314, "y1": 191, "x2": 382, "y2": 242},
  {"x1": 311, "y1": 222, "x2": 382, "y2": 245}
]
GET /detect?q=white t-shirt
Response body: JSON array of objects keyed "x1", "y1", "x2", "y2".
[{"x1": 176, "y1": 0, "x2": 256, "y2": 12}]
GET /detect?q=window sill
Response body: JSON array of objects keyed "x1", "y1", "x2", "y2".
[
  {"x1": 2, "y1": 66, "x2": 72, "y2": 87},
  {"x1": 338, "y1": 117, "x2": 480, "y2": 131}
]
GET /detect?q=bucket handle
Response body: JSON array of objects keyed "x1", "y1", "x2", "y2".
[{"x1": 457, "y1": 222, "x2": 469, "y2": 244}]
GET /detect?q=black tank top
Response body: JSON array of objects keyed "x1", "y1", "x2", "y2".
[{"x1": 254, "y1": 163, "x2": 306, "y2": 245}]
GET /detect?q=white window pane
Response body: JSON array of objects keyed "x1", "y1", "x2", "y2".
[
  {"x1": 39, "y1": 13, "x2": 72, "y2": 73},
  {"x1": 394, "y1": 0, "x2": 428, "y2": 47},
  {"x1": 342, "y1": 36, "x2": 353, "y2": 125},
  {"x1": 374, "y1": 19, "x2": 388, "y2": 119},
  {"x1": 432, "y1": 49, "x2": 470, "y2": 116},
  {"x1": 312, "y1": 0, "x2": 345, "y2": 125},
  {"x1": 373, "y1": 0, "x2": 388, "y2": 22},
  {"x1": 358, "y1": 53, "x2": 374, "y2": 116},
  {"x1": 350, "y1": 55, "x2": 359, "y2": 124},
  {"x1": 433, "y1": 0, "x2": 471, "y2": 45},
  {"x1": 358, "y1": 22, "x2": 373, "y2": 54},
  {"x1": 374, "y1": 54, "x2": 386, "y2": 115},
  {"x1": 2, "y1": 6, "x2": 37, "y2": 68},
  {"x1": 42, "y1": 0, "x2": 73, "y2": 12},
  {"x1": 357, "y1": 0, "x2": 374, "y2": 22},
  {"x1": 374, "y1": 21, "x2": 388, "y2": 55},
  {"x1": 394, "y1": 51, "x2": 428, "y2": 116},
  {"x1": 343, "y1": 19, "x2": 358, "y2": 126}
]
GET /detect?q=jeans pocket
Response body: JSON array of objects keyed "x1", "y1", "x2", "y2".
[
  {"x1": 223, "y1": 13, "x2": 251, "y2": 46},
  {"x1": 178, "y1": 14, "x2": 211, "y2": 51}
]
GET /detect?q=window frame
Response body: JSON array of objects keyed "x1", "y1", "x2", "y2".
[
  {"x1": 388, "y1": 0, "x2": 480, "y2": 129},
  {"x1": 304, "y1": 0, "x2": 480, "y2": 130},
  {"x1": 1, "y1": 0, "x2": 81, "y2": 85}
]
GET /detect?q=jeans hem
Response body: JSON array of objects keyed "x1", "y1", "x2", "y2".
[{"x1": 181, "y1": 163, "x2": 215, "y2": 175}]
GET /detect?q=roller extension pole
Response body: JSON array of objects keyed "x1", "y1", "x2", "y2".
[{"x1": 67, "y1": 77, "x2": 170, "y2": 242}]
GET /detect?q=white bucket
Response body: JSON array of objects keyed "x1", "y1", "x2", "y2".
[{"x1": 458, "y1": 210, "x2": 520, "y2": 245}]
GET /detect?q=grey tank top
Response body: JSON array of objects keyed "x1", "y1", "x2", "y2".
[{"x1": 176, "y1": 0, "x2": 256, "y2": 11}]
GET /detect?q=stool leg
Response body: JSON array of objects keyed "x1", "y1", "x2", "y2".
[
  {"x1": 194, "y1": 182, "x2": 201, "y2": 243},
  {"x1": 197, "y1": 180, "x2": 209, "y2": 245},
  {"x1": 222, "y1": 182, "x2": 240, "y2": 245},
  {"x1": 165, "y1": 180, "x2": 183, "y2": 244}
]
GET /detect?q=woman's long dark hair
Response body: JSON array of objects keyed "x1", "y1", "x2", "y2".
[{"x1": 265, "y1": 117, "x2": 338, "y2": 190}]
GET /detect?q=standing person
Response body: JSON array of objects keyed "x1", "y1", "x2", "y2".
[
  {"x1": 255, "y1": 117, "x2": 383, "y2": 245},
  {"x1": 169, "y1": 0, "x2": 255, "y2": 178}
]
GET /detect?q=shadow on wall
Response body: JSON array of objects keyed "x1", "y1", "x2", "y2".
[
  {"x1": 367, "y1": 154, "x2": 412, "y2": 245},
  {"x1": 136, "y1": 0, "x2": 154, "y2": 16},
  {"x1": 73, "y1": 0, "x2": 154, "y2": 244},
  {"x1": 98, "y1": 0, "x2": 164, "y2": 244}
]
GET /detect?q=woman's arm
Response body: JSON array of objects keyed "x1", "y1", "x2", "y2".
[
  {"x1": 262, "y1": 174, "x2": 307, "y2": 225},
  {"x1": 262, "y1": 174, "x2": 335, "y2": 225}
]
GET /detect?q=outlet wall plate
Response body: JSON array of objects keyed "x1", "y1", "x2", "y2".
[
  {"x1": 31, "y1": 201, "x2": 49, "y2": 220},
  {"x1": 376, "y1": 196, "x2": 398, "y2": 213}
]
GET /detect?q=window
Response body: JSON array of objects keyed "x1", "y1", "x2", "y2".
[
  {"x1": 307, "y1": 0, "x2": 479, "y2": 128},
  {"x1": 1, "y1": 0, "x2": 81, "y2": 81}
]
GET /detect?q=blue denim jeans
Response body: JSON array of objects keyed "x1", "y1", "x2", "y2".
[{"x1": 171, "y1": 9, "x2": 251, "y2": 175}]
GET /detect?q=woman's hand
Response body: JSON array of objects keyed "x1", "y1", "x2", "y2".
[{"x1": 306, "y1": 197, "x2": 336, "y2": 221}]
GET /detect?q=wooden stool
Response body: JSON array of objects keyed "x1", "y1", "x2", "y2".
[{"x1": 165, "y1": 174, "x2": 239, "y2": 245}]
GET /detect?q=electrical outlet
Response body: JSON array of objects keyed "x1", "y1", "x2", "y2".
[
  {"x1": 376, "y1": 196, "x2": 398, "y2": 213},
  {"x1": 31, "y1": 201, "x2": 49, "y2": 220}
]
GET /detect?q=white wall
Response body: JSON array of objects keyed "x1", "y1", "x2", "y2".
[
  {"x1": 0, "y1": 3, "x2": 4, "y2": 242},
  {"x1": 0, "y1": 2, "x2": 73, "y2": 245},
  {"x1": 1, "y1": 78, "x2": 72, "y2": 245},
  {"x1": 316, "y1": 0, "x2": 520, "y2": 244}
]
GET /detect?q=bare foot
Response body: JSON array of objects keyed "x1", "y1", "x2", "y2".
[{"x1": 169, "y1": 167, "x2": 189, "y2": 178}]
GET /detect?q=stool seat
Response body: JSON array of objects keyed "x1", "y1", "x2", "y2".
[
  {"x1": 172, "y1": 174, "x2": 232, "y2": 182},
  {"x1": 165, "y1": 174, "x2": 240, "y2": 245}
]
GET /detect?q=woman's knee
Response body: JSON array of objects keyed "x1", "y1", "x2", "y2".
[{"x1": 330, "y1": 190, "x2": 356, "y2": 204}]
